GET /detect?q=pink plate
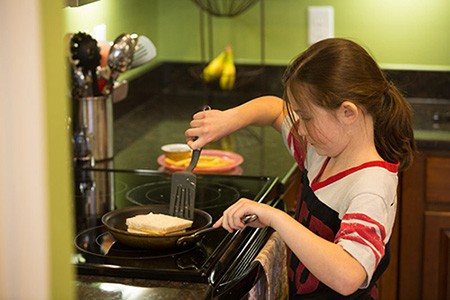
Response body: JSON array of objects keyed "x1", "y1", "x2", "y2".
[{"x1": 157, "y1": 149, "x2": 244, "y2": 173}]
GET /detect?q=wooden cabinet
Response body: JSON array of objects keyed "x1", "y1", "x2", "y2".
[{"x1": 380, "y1": 150, "x2": 450, "y2": 300}]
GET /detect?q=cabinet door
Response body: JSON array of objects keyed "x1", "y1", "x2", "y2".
[
  {"x1": 426, "y1": 157, "x2": 450, "y2": 204},
  {"x1": 399, "y1": 153, "x2": 426, "y2": 300},
  {"x1": 378, "y1": 212, "x2": 399, "y2": 300},
  {"x1": 423, "y1": 211, "x2": 450, "y2": 300}
]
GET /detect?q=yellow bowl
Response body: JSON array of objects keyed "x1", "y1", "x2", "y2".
[{"x1": 161, "y1": 144, "x2": 192, "y2": 161}]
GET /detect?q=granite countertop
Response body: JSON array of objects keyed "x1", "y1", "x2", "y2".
[
  {"x1": 110, "y1": 94, "x2": 450, "y2": 178},
  {"x1": 76, "y1": 275, "x2": 211, "y2": 299},
  {"x1": 109, "y1": 64, "x2": 450, "y2": 172},
  {"x1": 111, "y1": 93, "x2": 296, "y2": 178}
]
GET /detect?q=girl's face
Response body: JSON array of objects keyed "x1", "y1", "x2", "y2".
[{"x1": 291, "y1": 99, "x2": 347, "y2": 158}]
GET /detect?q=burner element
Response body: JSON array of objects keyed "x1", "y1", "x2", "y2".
[
  {"x1": 126, "y1": 181, "x2": 240, "y2": 210},
  {"x1": 75, "y1": 226, "x2": 200, "y2": 260}
]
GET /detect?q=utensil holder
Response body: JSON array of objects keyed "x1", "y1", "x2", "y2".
[
  {"x1": 74, "y1": 161, "x2": 115, "y2": 232},
  {"x1": 75, "y1": 95, "x2": 114, "y2": 161}
]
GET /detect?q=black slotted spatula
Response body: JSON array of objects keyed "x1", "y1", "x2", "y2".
[{"x1": 169, "y1": 148, "x2": 201, "y2": 220}]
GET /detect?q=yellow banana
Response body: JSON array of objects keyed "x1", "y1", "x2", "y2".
[
  {"x1": 219, "y1": 46, "x2": 236, "y2": 90},
  {"x1": 202, "y1": 50, "x2": 226, "y2": 83}
]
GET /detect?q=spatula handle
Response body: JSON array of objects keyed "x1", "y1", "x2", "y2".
[
  {"x1": 185, "y1": 105, "x2": 211, "y2": 172},
  {"x1": 186, "y1": 148, "x2": 202, "y2": 172}
]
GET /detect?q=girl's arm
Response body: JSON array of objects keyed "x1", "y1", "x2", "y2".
[
  {"x1": 216, "y1": 199, "x2": 367, "y2": 296},
  {"x1": 270, "y1": 207, "x2": 367, "y2": 295},
  {"x1": 186, "y1": 96, "x2": 285, "y2": 149}
]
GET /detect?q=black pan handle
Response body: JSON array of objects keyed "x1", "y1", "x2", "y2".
[
  {"x1": 186, "y1": 148, "x2": 202, "y2": 172},
  {"x1": 176, "y1": 226, "x2": 218, "y2": 247}
]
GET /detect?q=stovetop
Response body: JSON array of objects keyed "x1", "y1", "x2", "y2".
[{"x1": 73, "y1": 168, "x2": 282, "y2": 286}]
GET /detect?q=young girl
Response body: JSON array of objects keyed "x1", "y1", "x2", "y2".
[{"x1": 185, "y1": 38, "x2": 415, "y2": 299}]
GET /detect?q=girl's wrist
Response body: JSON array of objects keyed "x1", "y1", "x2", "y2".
[
  {"x1": 226, "y1": 106, "x2": 249, "y2": 132},
  {"x1": 268, "y1": 206, "x2": 291, "y2": 230}
]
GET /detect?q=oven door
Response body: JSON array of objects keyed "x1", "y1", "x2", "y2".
[{"x1": 213, "y1": 198, "x2": 287, "y2": 300}]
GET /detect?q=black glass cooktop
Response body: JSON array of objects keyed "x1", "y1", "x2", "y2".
[{"x1": 73, "y1": 168, "x2": 281, "y2": 283}]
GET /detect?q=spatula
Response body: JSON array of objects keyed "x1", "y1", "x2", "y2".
[
  {"x1": 130, "y1": 35, "x2": 157, "y2": 69},
  {"x1": 169, "y1": 148, "x2": 202, "y2": 220}
]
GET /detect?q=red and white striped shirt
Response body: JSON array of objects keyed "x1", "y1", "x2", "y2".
[{"x1": 282, "y1": 117, "x2": 398, "y2": 290}]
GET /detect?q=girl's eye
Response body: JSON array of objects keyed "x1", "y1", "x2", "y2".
[
  {"x1": 298, "y1": 114, "x2": 312, "y2": 122},
  {"x1": 293, "y1": 108, "x2": 312, "y2": 122}
]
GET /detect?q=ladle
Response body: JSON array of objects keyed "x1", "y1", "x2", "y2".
[{"x1": 107, "y1": 33, "x2": 138, "y2": 82}]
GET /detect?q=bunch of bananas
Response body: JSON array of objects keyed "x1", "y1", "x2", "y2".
[{"x1": 202, "y1": 45, "x2": 236, "y2": 90}]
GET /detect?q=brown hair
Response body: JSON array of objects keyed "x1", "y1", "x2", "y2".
[{"x1": 282, "y1": 38, "x2": 416, "y2": 171}]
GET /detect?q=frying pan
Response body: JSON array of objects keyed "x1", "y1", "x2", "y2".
[{"x1": 102, "y1": 205, "x2": 213, "y2": 249}]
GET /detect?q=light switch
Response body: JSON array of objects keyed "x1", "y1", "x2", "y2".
[{"x1": 308, "y1": 6, "x2": 334, "y2": 45}]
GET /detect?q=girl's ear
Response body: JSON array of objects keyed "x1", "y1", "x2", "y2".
[{"x1": 338, "y1": 101, "x2": 359, "y2": 124}]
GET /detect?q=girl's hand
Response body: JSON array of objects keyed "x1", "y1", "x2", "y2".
[
  {"x1": 185, "y1": 109, "x2": 237, "y2": 150},
  {"x1": 213, "y1": 198, "x2": 276, "y2": 233}
]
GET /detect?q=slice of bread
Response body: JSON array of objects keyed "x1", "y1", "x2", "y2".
[{"x1": 126, "y1": 212, "x2": 193, "y2": 235}]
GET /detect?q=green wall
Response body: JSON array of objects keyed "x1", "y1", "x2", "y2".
[
  {"x1": 44, "y1": 0, "x2": 75, "y2": 299},
  {"x1": 65, "y1": 0, "x2": 450, "y2": 74},
  {"x1": 65, "y1": 0, "x2": 160, "y2": 80}
]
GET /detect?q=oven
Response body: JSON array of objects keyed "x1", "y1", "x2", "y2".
[{"x1": 73, "y1": 167, "x2": 286, "y2": 299}]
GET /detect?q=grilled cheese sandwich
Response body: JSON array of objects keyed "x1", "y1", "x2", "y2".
[{"x1": 126, "y1": 212, "x2": 193, "y2": 235}]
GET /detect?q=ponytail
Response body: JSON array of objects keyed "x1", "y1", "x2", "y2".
[{"x1": 374, "y1": 83, "x2": 416, "y2": 171}]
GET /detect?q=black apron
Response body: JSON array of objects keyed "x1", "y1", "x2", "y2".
[{"x1": 288, "y1": 170, "x2": 390, "y2": 300}]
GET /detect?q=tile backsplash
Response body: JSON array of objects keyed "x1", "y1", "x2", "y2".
[{"x1": 385, "y1": 70, "x2": 450, "y2": 99}]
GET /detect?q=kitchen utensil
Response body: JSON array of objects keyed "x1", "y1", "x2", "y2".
[
  {"x1": 130, "y1": 35, "x2": 157, "y2": 69},
  {"x1": 97, "y1": 41, "x2": 111, "y2": 68},
  {"x1": 74, "y1": 95, "x2": 113, "y2": 161},
  {"x1": 71, "y1": 66, "x2": 90, "y2": 99},
  {"x1": 101, "y1": 205, "x2": 212, "y2": 249},
  {"x1": 70, "y1": 32, "x2": 102, "y2": 96},
  {"x1": 169, "y1": 105, "x2": 211, "y2": 220},
  {"x1": 169, "y1": 148, "x2": 202, "y2": 220},
  {"x1": 102, "y1": 33, "x2": 137, "y2": 96},
  {"x1": 107, "y1": 33, "x2": 138, "y2": 81}
]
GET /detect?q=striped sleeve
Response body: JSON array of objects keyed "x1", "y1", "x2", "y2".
[{"x1": 335, "y1": 194, "x2": 390, "y2": 288}]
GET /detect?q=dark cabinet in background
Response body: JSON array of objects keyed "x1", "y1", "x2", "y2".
[{"x1": 394, "y1": 150, "x2": 450, "y2": 300}]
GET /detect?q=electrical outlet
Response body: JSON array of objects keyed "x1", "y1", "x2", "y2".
[{"x1": 308, "y1": 6, "x2": 334, "y2": 45}]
